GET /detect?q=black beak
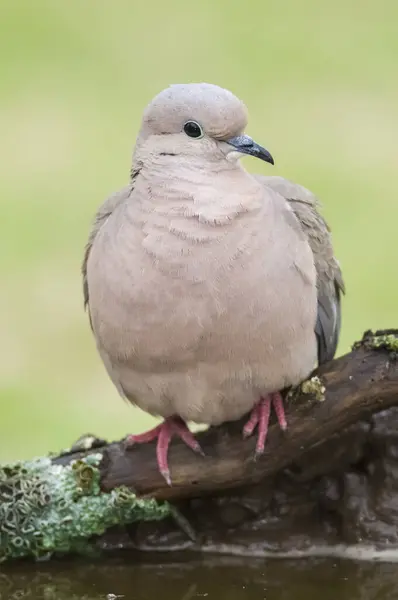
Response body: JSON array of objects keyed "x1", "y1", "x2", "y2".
[{"x1": 226, "y1": 135, "x2": 274, "y2": 165}]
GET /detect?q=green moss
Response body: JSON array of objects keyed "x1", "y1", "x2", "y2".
[
  {"x1": 0, "y1": 454, "x2": 170, "y2": 562},
  {"x1": 300, "y1": 376, "x2": 326, "y2": 402}
]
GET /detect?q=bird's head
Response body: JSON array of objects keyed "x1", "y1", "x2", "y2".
[{"x1": 133, "y1": 83, "x2": 274, "y2": 170}]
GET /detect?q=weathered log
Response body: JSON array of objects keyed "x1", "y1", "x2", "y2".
[{"x1": 1, "y1": 329, "x2": 398, "y2": 561}]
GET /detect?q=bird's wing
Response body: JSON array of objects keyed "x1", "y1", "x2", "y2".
[
  {"x1": 82, "y1": 184, "x2": 134, "y2": 317},
  {"x1": 255, "y1": 175, "x2": 345, "y2": 364}
]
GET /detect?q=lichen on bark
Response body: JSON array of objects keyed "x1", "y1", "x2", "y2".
[
  {"x1": 0, "y1": 453, "x2": 170, "y2": 562},
  {"x1": 352, "y1": 329, "x2": 398, "y2": 356},
  {"x1": 300, "y1": 375, "x2": 326, "y2": 402},
  {"x1": 368, "y1": 333, "x2": 398, "y2": 354}
]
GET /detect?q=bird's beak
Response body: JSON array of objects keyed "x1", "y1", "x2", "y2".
[{"x1": 226, "y1": 135, "x2": 274, "y2": 165}]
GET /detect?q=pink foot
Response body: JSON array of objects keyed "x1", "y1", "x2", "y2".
[
  {"x1": 271, "y1": 391, "x2": 287, "y2": 431},
  {"x1": 126, "y1": 417, "x2": 204, "y2": 485},
  {"x1": 243, "y1": 392, "x2": 287, "y2": 457}
]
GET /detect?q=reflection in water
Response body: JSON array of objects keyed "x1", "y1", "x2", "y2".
[{"x1": 0, "y1": 556, "x2": 397, "y2": 600}]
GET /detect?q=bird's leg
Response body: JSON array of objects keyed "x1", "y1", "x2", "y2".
[
  {"x1": 126, "y1": 416, "x2": 204, "y2": 485},
  {"x1": 242, "y1": 392, "x2": 287, "y2": 457}
]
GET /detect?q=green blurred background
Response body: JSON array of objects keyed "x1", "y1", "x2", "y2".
[{"x1": 1, "y1": 1, "x2": 396, "y2": 462}]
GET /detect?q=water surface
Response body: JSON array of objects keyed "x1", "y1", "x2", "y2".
[{"x1": 1, "y1": 555, "x2": 397, "y2": 600}]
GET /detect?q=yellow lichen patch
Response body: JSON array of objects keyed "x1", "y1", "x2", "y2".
[
  {"x1": 301, "y1": 376, "x2": 326, "y2": 402},
  {"x1": 353, "y1": 331, "x2": 398, "y2": 356},
  {"x1": 369, "y1": 334, "x2": 398, "y2": 354}
]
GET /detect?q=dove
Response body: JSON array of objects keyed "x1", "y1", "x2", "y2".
[{"x1": 82, "y1": 83, "x2": 343, "y2": 484}]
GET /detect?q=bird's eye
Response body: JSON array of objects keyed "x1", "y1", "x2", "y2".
[{"x1": 183, "y1": 121, "x2": 204, "y2": 139}]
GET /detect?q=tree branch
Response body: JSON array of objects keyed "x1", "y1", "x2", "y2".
[{"x1": 55, "y1": 329, "x2": 398, "y2": 500}]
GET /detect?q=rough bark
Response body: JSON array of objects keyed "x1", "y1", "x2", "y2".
[{"x1": 1, "y1": 329, "x2": 398, "y2": 561}]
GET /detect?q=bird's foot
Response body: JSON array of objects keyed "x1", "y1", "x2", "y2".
[
  {"x1": 126, "y1": 416, "x2": 204, "y2": 485},
  {"x1": 243, "y1": 392, "x2": 287, "y2": 458}
]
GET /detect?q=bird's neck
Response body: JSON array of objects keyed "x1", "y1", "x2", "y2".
[
  {"x1": 132, "y1": 156, "x2": 265, "y2": 227},
  {"x1": 122, "y1": 157, "x2": 272, "y2": 273}
]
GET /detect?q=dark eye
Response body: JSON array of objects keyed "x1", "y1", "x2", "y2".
[{"x1": 183, "y1": 121, "x2": 203, "y2": 139}]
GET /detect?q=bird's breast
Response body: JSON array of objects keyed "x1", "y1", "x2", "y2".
[{"x1": 87, "y1": 192, "x2": 317, "y2": 385}]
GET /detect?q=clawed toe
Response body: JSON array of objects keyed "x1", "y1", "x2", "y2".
[
  {"x1": 126, "y1": 416, "x2": 204, "y2": 485},
  {"x1": 243, "y1": 392, "x2": 287, "y2": 456}
]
